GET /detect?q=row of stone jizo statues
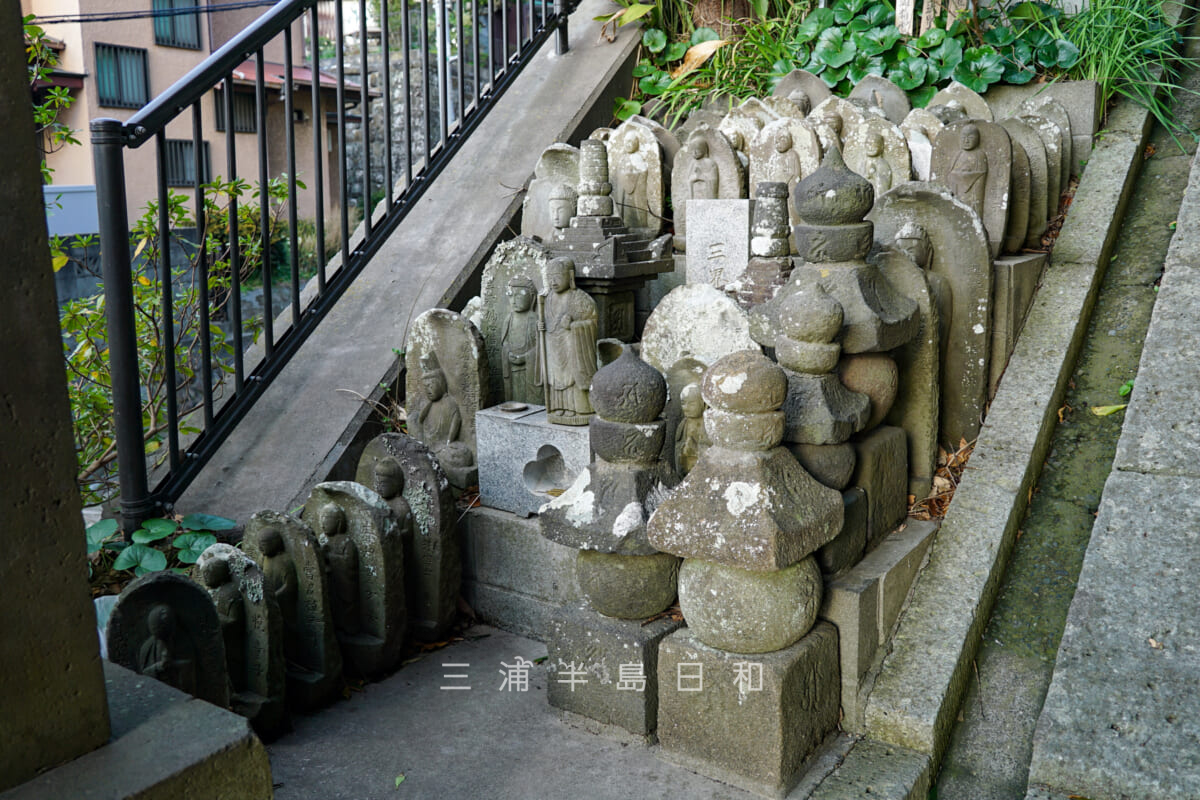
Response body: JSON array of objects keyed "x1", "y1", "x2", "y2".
[{"x1": 104, "y1": 434, "x2": 460, "y2": 737}]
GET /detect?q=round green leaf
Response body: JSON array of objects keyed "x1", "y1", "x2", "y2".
[
  {"x1": 180, "y1": 513, "x2": 237, "y2": 532},
  {"x1": 173, "y1": 532, "x2": 218, "y2": 564},
  {"x1": 854, "y1": 24, "x2": 901, "y2": 56},
  {"x1": 690, "y1": 27, "x2": 720, "y2": 45},
  {"x1": 915, "y1": 27, "x2": 946, "y2": 49},
  {"x1": 848, "y1": 52, "x2": 886, "y2": 83},
  {"x1": 665, "y1": 41, "x2": 689, "y2": 61},
  {"x1": 984, "y1": 26, "x2": 1016, "y2": 47},
  {"x1": 113, "y1": 543, "x2": 168, "y2": 575},
  {"x1": 953, "y1": 45, "x2": 1005, "y2": 92},
  {"x1": 794, "y1": 8, "x2": 835, "y2": 44},
  {"x1": 638, "y1": 73, "x2": 673, "y2": 96},
  {"x1": 820, "y1": 64, "x2": 851, "y2": 87},
  {"x1": 632, "y1": 63, "x2": 656, "y2": 77},
  {"x1": 643, "y1": 28, "x2": 667, "y2": 53},
  {"x1": 814, "y1": 27, "x2": 857, "y2": 69},
  {"x1": 771, "y1": 58, "x2": 795, "y2": 76},
  {"x1": 1053, "y1": 39, "x2": 1080, "y2": 69},
  {"x1": 1003, "y1": 57, "x2": 1036, "y2": 85},
  {"x1": 86, "y1": 518, "x2": 120, "y2": 554},
  {"x1": 929, "y1": 37, "x2": 964, "y2": 81},
  {"x1": 833, "y1": 0, "x2": 868, "y2": 25},
  {"x1": 888, "y1": 57, "x2": 930, "y2": 90},
  {"x1": 615, "y1": 98, "x2": 642, "y2": 120}
]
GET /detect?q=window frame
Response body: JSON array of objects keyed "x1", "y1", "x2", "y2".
[
  {"x1": 153, "y1": 0, "x2": 202, "y2": 50},
  {"x1": 94, "y1": 42, "x2": 150, "y2": 109},
  {"x1": 213, "y1": 87, "x2": 259, "y2": 134},
  {"x1": 163, "y1": 138, "x2": 213, "y2": 187}
]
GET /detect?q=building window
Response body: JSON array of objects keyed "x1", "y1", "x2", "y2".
[
  {"x1": 163, "y1": 139, "x2": 212, "y2": 186},
  {"x1": 214, "y1": 88, "x2": 258, "y2": 133},
  {"x1": 153, "y1": 0, "x2": 201, "y2": 49},
  {"x1": 95, "y1": 44, "x2": 149, "y2": 109}
]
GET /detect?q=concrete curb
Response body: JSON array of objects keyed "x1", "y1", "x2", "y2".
[{"x1": 825, "y1": 3, "x2": 1196, "y2": 787}]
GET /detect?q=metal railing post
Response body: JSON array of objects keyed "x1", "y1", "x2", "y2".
[
  {"x1": 555, "y1": 0, "x2": 568, "y2": 54},
  {"x1": 91, "y1": 118, "x2": 154, "y2": 531}
]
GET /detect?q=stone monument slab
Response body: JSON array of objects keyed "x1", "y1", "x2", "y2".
[
  {"x1": 930, "y1": 119, "x2": 1013, "y2": 259},
  {"x1": 641, "y1": 283, "x2": 758, "y2": 372},
  {"x1": 684, "y1": 198, "x2": 752, "y2": 289},
  {"x1": 522, "y1": 143, "x2": 580, "y2": 241}
]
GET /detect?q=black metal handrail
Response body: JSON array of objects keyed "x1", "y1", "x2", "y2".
[{"x1": 92, "y1": 0, "x2": 574, "y2": 527}]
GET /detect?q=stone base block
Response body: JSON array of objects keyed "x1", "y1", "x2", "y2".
[
  {"x1": 656, "y1": 624, "x2": 840, "y2": 798},
  {"x1": 463, "y1": 581, "x2": 561, "y2": 642},
  {"x1": 991, "y1": 252, "x2": 1047, "y2": 396},
  {"x1": 546, "y1": 607, "x2": 682, "y2": 736},
  {"x1": 817, "y1": 487, "x2": 868, "y2": 576},
  {"x1": 820, "y1": 520, "x2": 939, "y2": 731},
  {"x1": 686, "y1": 199, "x2": 752, "y2": 289},
  {"x1": 477, "y1": 405, "x2": 591, "y2": 517},
  {"x1": 851, "y1": 426, "x2": 908, "y2": 543},
  {"x1": 2, "y1": 662, "x2": 273, "y2": 799}
]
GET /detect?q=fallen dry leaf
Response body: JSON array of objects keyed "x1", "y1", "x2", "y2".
[
  {"x1": 1149, "y1": 637, "x2": 1164, "y2": 650},
  {"x1": 671, "y1": 39, "x2": 728, "y2": 80}
]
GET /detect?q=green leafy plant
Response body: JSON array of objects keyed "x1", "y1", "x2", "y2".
[
  {"x1": 25, "y1": 15, "x2": 79, "y2": 184},
  {"x1": 87, "y1": 513, "x2": 236, "y2": 588}
]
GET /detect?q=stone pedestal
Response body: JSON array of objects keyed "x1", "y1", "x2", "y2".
[
  {"x1": 656, "y1": 624, "x2": 841, "y2": 798},
  {"x1": 476, "y1": 404, "x2": 592, "y2": 517},
  {"x1": 816, "y1": 487, "x2": 868, "y2": 576},
  {"x1": 991, "y1": 252, "x2": 1048, "y2": 396},
  {"x1": 851, "y1": 426, "x2": 909, "y2": 543},
  {"x1": 546, "y1": 607, "x2": 682, "y2": 737}
]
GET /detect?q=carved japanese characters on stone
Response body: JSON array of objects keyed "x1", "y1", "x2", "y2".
[{"x1": 537, "y1": 257, "x2": 598, "y2": 425}]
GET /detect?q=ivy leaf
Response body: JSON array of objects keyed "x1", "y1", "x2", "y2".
[
  {"x1": 690, "y1": 26, "x2": 721, "y2": 45},
  {"x1": 953, "y1": 45, "x2": 1005, "y2": 92},
  {"x1": 642, "y1": 28, "x2": 667, "y2": 53},
  {"x1": 794, "y1": 8, "x2": 835, "y2": 44},
  {"x1": 86, "y1": 518, "x2": 120, "y2": 554},
  {"x1": 614, "y1": 98, "x2": 642, "y2": 120},
  {"x1": 909, "y1": 84, "x2": 938, "y2": 108},
  {"x1": 173, "y1": 532, "x2": 218, "y2": 564},
  {"x1": 113, "y1": 543, "x2": 168, "y2": 575},
  {"x1": 181, "y1": 513, "x2": 237, "y2": 531},
  {"x1": 928, "y1": 37, "x2": 964, "y2": 81},
  {"x1": 813, "y1": 27, "x2": 857, "y2": 69},
  {"x1": 833, "y1": 0, "x2": 868, "y2": 25},
  {"x1": 848, "y1": 52, "x2": 886, "y2": 83},
  {"x1": 888, "y1": 57, "x2": 930, "y2": 91}
]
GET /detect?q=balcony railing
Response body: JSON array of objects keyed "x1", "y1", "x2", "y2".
[{"x1": 92, "y1": 0, "x2": 573, "y2": 526}]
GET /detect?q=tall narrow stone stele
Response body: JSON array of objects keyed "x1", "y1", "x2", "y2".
[
  {"x1": 930, "y1": 119, "x2": 1013, "y2": 258},
  {"x1": 356, "y1": 432, "x2": 458, "y2": 641},
  {"x1": 1000, "y1": 117, "x2": 1051, "y2": 248},
  {"x1": 748, "y1": 117, "x2": 820, "y2": 225},
  {"x1": 405, "y1": 307, "x2": 488, "y2": 489},
  {"x1": 843, "y1": 115, "x2": 912, "y2": 199},
  {"x1": 196, "y1": 543, "x2": 287, "y2": 737},
  {"x1": 870, "y1": 182, "x2": 993, "y2": 447},
  {"x1": 521, "y1": 142, "x2": 580, "y2": 242},
  {"x1": 671, "y1": 123, "x2": 746, "y2": 252},
  {"x1": 106, "y1": 570, "x2": 231, "y2": 709},
  {"x1": 901, "y1": 107, "x2": 945, "y2": 182},
  {"x1": 607, "y1": 119, "x2": 665, "y2": 238},
  {"x1": 303, "y1": 481, "x2": 407, "y2": 677},
  {"x1": 243, "y1": 510, "x2": 343, "y2": 710},
  {"x1": 478, "y1": 236, "x2": 550, "y2": 404}
]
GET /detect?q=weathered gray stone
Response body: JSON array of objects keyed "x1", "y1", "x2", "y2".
[
  {"x1": 196, "y1": 544, "x2": 287, "y2": 736},
  {"x1": 641, "y1": 283, "x2": 758, "y2": 372},
  {"x1": 844, "y1": 116, "x2": 911, "y2": 199},
  {"x1": 929, "y1": 81, "x2": 993, "y2": 122},
  {"x1": 672, "y1": 124, "x2": 746, "y2": 251},
  {"x1": 790, "y1": 443, "x2": 858, "y2": 491},
  {"x1": 648, "y1": 351, "x2": 843, "y2": 571},
  {"x1": 838, "y1": 353, "x2": 899, "y2": 431},
  {"x1": 749, "y1": 118, "x2": 820, "y2": 223},
  {"x1": 678, "y1": 557, "x2": 822, "y2": 653},
  {"x1": 303, "y1": 482, "x2": 407, "y2": 676},
  {"x1": 478, "y1": 237, "x2": 551, "y2": 404},
  {"x1": 357, "y1": 433, "x2": 459, "y2": 641},
  {"x1": 871, "y1": 182, "x2": 993, "y2": 448},
  {"x1": 522, "y1": 143, "x2": 580, "y2": 241},
  {"x1": 736, "y1": 183, "x2": 795, "y2": 307},
  {"x1": 718, "y1": 109, "x2": 762, "y2": 165},
  {"x1": 685, "y1": 199, "x2": 752, "y2": 288},
  {"x1": 608, "y1": 119, "x2": 665, "y2": 236},
  {"x1": 1028, "y1": 472, "x2": 1200, "y2": 800},
  {"x1": 808, "y1": 738, "x2": 932, "y2": 800},
  {"x1": 930, "y1": 120, "x2": 1013, "y2": 258},
  {"x1": 547, "y1": 608, "x2": 682, "y2": 736},
  {"x1": 244, "y1": 510, "x2": 343, "y2": 709},
  {"x1": 772, "y1": 69, "x2": 832, "y2": 111},
  {"x1": 1004, "y1": 134, "x2": 1032, "y2": 254},
  {"x1": 575, "y1": 551, "x2": 680, "y2": 619},
  {"x1": 1020, "y1": 95, "x2": 1072, "y2": 194},
  {"x1": 1000, "y1": 117, "x2": 1051, "y2": 248},
  {"x1": 406, "y1": 308, "x2": 488, "y2": 488},
  {"x1": 852, "y1": 426, "x2": 908, "y2": 542},
  {"x1": 628, "y1": 113, "x2": 681, "y2": 173},
  {"x1": 476, "y1": 404, "x2": 591, "y2": 516},
  {"x1": 1020, "y1": 113, "x2": 1064, "y2": 214},
  {"x1": 106, "y1": 571, "x2": 230, "y2": 710},
  {"x1": 538, "y1": 257, "x2": 600, "y2": 426},
  {"x1": 901, "y1": 108, "x2": 944, "y2": 182},
  {"x1": 874, "y1": 242, "x2": 940, "y2": 499},
  {"x1": 863, "y1": 520, "x2": 938, "y2": 642},
  {"x1": 990, "y1": 252, "x2": 1048, "y2": 396},
  {"x1": 850, "y1": 75, "x2": 912, "y2": 125},
  {"x1": 664, "y1": 356, "x2": 708, "y2": 474},
  {"x1": 817, "y1": 487, "x2": 868, "y2": 575},
  {"x1": 656, "y1": 624, "x2": 841, "y2": 798}
]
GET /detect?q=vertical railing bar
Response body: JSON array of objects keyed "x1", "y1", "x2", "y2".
[
  {"x1": 500, "y1": 0, "x2": 508, "y2": 69},
  {"x1": 487, "y1": 0, "x2": 494, "y2": 87},
  {"x1": 256, "y1": 48, "x2": 274, "y2": 356},
  {"x1": 91, "y1": 117, "x2": 154, "y2": 528},
  {"x1": 420, "y1": 0, "x2": 431, "y2": 168},
  {"x1": 223, "y1": 76, "x2": 244, "y2": 391},
  {"x1": 381, "y1": 0, "x2": 394, "y2": 209},
  {"x1": 401, "y1": 0, "x2": 413, "y2": 189},
  {"x1": 359, "y1": 0, "x2": 373, "y2": 234},
  {"x1": 540, "y1": 0, "x2": 545, "y2": 30},
  {"x1": 455, "y1": 0, "x2": 465, "y2": 130},
  {"x1": 192, "y1": 102, "x2": 214, "y2": 429},
  {"x1": 472, "y1": 0, "x2": 479, "y2": 110},
  {"x1": 516, "y1": 0, "x2": 522, "y2": 54},
  {"x1": 437, "y1": 0, "x2": 448, "y2": 150},
  {"x1": 155, "y1": 131, "x2": 182, "y2": 472},
  {"x1": 555, "y1": 0, "x2": 567, "y2": 55},
  {"x1": 336, "y1": 0, "x2": 350, "y2": 263},
  {"x1": 309, "y1": 6, "x2": 326, "y2": 295},
  {"x1": 284, "y1": 26, "x2": 301, "y2": 328}
]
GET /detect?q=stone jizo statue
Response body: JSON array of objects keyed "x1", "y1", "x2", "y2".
[
  {"x1": 138, "y1": 604, "x2": 196, "y2": 696},
  {"x1": 537, "y1": 257, "x2": 598, "y2": 425},
  {"x1": 613, "y1": 134, "x2": 650, "y2": 230},
  {"x1": 686, "y1": 135, "x2": 720, "y2": 200},
  {"x1": 318, "y1": 502, "x2": 361, "y2": 638},
  {"x1": 788, "y1": 89, "x2": 811, "y2": 117},
  {"x1": 948, "y1": 123, "x2": 988, "y2": 222},
  {"x1": 258, "y1": 526, "x2": 298, "y2": 642},
  {"x1": 863, "y1": 132, "x2": 893, "y2": 197},
  {"x1": 500, "y1": 275, "x2": 542, "y2": 404},
  {"x1": 674, "y1": 382, "x2": 710, "y2": 476},
  {"x1": 373, "y1": 456, "x2": 413, "y2": 533},
  {"x1": 409, "y1": 352, "x2": 474, "y2": 476},
  {"x1": 201, "y1": 557, "x2": 247, "y2": 694},
  {"x1": 548, "y1": 182, "x2": 578, "y2": 234}
]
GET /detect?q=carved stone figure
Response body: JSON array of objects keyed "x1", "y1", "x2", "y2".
[
  {"x1": 844, "y1": 115, "x2": 911, "y2": 201},
  {"x1": 928, "y1": 81, "x2": 993, "y2": 122},
  {"x1": 244, "y1": 511, "x2": 343, "y2": 709},
  {"x1": 862, "y1": 133, "x2": 892, "y2": 196},
  {"x1": 901, "y1": 107, "x2": 945, "y2": 182},
  {"x1": 303, "y1": 482, "x2": 407, "y2": 676},
  {"x1": 609, "y1": 124, "x2": 655, "y2": 233},
  {"x1": 947, "y1": 123, "x2": 988, "y2": 219},
  {"x1": 522, "y1": 143, "x2": 580, "y2": 241},
  {"x1": 749, "y1": 119, "x2": 820, "y2": 221},
  {"x1": 106, "y1": 570, "x2": 229, "y2": 708},
  {"x1": 931, "y1": 120, "x2": 1013, "y2": 258},
  {"x1": 201, "y1": 557, "x2": 247, "y2": 693},
  {"x1": 478, "y1": 237, "x2": 550, "y2": 403},
  {"x1": 671, "y1": 124, "x2": 746, "y2": 252},
  {"x1": 548, "y1": 182, "x2": 578, "y2": 235},
  {"x1": 687, "y1": 136, "x2": 720, "y2": 200},
  {"x1": 537, "y1": 257, "x2": 598, "y2": 425},
  {"x1": 356, "y1": 434, "x2": 458, "y2": 641},
  {"x1": 849, "y1": 75, "x2": 911, "y2": 125},
  {"x1": 405, "y1": 308, "x2": 488, "y2": 488},
  {"x1": 500, "y1": 275, "x2": 542, "y2": 404},
  {"x1": 674, "y1": 382, "x2": 710, "y2": 476},
  {"x1": 771, "y1": 69, "x2": 831, "y2": 110}
]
